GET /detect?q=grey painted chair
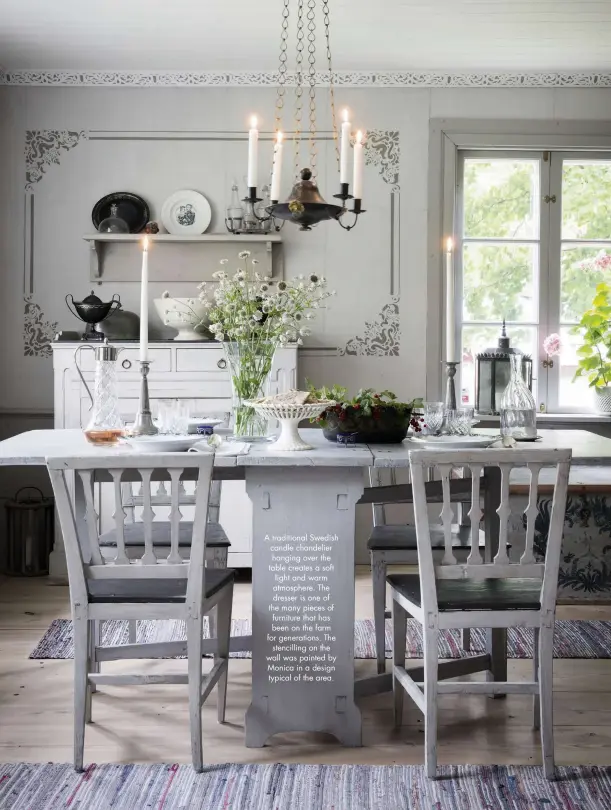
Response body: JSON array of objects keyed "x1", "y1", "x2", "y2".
[
  {"x1": 48, "y1": 453, "x2": 235, "y2": 773},
  {"x1": 389, "y1": 446, "x2": 570, "y2": 779},
  {"x1": 99, "y1": 478, "x2": 229, "y2": 643},
  {"x1": 368, "y1": 467, "x2": 481, "y2": 673}
]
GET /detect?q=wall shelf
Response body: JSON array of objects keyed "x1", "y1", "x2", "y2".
[
  {"x1": 82, "y1": 233, "x2": 282, "y2": 244},
  {"x1": 82, "y1": 233, "x2": 283, "y2": 282}
]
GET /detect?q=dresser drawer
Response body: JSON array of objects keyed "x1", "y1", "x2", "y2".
[
  {"x1": 176, "y1": 348, "x2": 227, "y2": 373},
  {"x1": 76, "y1": 347, "x2": 172, "y2": 373}
]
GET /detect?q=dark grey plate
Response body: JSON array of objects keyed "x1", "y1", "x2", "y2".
[{"x1": 92, "y1": 192, "x2": 150, "y2": 233}]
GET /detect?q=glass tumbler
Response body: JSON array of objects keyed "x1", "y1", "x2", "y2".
[
  {"x1": 423, "y1": 401, "x2": 445, "y2": 435},
  {"x1": 445, "y1": 407, "x2": 475, "y2": 436}
]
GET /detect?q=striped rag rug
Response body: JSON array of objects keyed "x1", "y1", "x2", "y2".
[
  {"x1": 30, "y1": 617, "x2": 611, "y2": 660},
  {"x1": 1, "y1": 763, "x2": 611, "y2": 809}
]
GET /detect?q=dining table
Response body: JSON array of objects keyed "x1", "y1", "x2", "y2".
[{"x1": 0, "y1": 426, "x2": 609, "y2": 748}]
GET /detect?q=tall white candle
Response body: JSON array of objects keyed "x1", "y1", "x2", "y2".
[
  {"x1": 340, "y1": 108, "x2": 351, "y2": 185},
  {"x1": 139, "y1": 236, "x2": 149, "y2": 363},
  {"x1": 247, "y1": 115, "x2": 259, "y2": 189},
  {"x1": 353, "y1": 130, "x2": 364, "y2": 200},
  {"x1": 445, "y1": 237, "x2": 456, "y2": 362},
  {"x1": 270, "y1": 131, "x2": 284, "y2": 202}
]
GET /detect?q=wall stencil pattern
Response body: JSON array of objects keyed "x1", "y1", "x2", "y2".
[
  {"x1": 364, "y1": 130, "x2": 400, "y2": 192},
  {"x1": 23, "y1": 295, "x2": 58, "y2": 358},
  {"x1": 3, "y1": 70, "x2": 611, "y2": 88},
  {"x1": 340, "y1": 296, "x2": 400, "y2": 357},
  {"x1": 25, "y1": 130, "x2": 87, "y2": 190}
]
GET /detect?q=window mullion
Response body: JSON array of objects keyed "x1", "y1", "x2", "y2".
[{"x1": 545, "y1": 153, "x2": 564, "y2": 412}]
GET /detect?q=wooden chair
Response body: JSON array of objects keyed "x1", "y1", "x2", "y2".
[
  {"x1": 368, "y1": 467, "x2": 483, "y2": 673},
  {"x1": 47, "y1": 452, "x2": 234, "y2": 773},
  {"x1": 388, "y1": 446, "x2": 570, "y2": 779},
  {"x1": 98, "y1": 478, "x2": 230, "y2": 643}
]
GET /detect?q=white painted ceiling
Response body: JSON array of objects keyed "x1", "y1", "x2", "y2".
[{"x1": 1, "y1": 0, "x2": 611, "y2": 73}]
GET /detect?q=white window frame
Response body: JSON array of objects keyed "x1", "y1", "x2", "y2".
[{"x1": 426, "y1": 119, "x2": 611, "y2": 415}]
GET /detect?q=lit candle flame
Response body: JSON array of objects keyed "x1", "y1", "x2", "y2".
[
  {"x1": 276, "y1": 131, "x2": 283, "y2": 143},
  {"x1": 342, "y1": 108, "x2": 349, "y2": 122},
  {"x1": 250, "y1": 115, "x2": 258, "y2": 129},
  {"x1": 143, "y1": 236, "x2": 149, "y2": 252},
  {"x1": 446, "y1": 237, "x2": 453, "y2": 252},
  {"x1": 356, "y1": 130, "x2": 363, "y2": 144}
]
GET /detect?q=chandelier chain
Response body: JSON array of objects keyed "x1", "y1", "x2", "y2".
[
  {"x1": 306, "y1": 0, "x2": 318, "y2": 177},
  {"x1": 322, "y1": 0, "x2": 340, "y2": 169},
  {"x1": 293, "y1": 0, "x2": 305, "y2": 179},
  {"x1": 274, "y1": 0, "x2": 290, "y2": 134}
]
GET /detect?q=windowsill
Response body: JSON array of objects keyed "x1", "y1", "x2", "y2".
[{"x1": 476, "y1": 412, "x2": 611, "y2": 423}]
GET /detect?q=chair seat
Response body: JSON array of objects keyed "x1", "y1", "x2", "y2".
[
  {"x1": 99, "y1": 521, "x2": 230, "y2": 549},
  {"x1": 87, "y1": 568, "x2": 235, "y2": 604},
  {"x1": 386, "y1": 573, "x2": 541, "y2": 611},
  {"x1": 368, "y1": 524, "x2": 485, "y2": 552}
]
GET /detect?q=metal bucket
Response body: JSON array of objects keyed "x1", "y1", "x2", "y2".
[{"x1": 5, "y1": 487, "x2": 54, "y2": 576}]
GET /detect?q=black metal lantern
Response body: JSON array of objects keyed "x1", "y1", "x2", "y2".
[{"x1": 475, "y1": 322, "x2": 533, "y2": 415}]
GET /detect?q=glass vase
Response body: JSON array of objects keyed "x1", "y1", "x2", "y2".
[
  {"x1": 223, "y1": 341, "x2": 276, "y2": 441},
  {"x1": 499, "y1": 353, "x2": 537, "y2": 439}
]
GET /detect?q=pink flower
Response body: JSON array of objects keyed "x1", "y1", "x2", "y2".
[
  {"x1": 578, "y1": 252, "x2": 611, "y2": 271},
  {"x1": 543, "y1": 333, "x2": 561, "y2": 357}
]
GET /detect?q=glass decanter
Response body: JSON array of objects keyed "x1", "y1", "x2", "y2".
[
  {"x1": 98, "y1": 203, "x2": 129, "y2": 234},
  {"x1": 75, "y1": 342, "x2": 125, "y2": 445},
  {"x1": 499, "y1": 353, "x2": 537, "y2": 439}
]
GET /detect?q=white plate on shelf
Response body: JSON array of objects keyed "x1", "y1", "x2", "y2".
[
  {"x1": 125, "y1": 434, "x2": 200, "y2": 453},
  {"x1": 161, "y1": 190, "x2": 212, "y2": 235},
  {"x1": 408, "y1": 433, "x2": 497, "y2": 450}
]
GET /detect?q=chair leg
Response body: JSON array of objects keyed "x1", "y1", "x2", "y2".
[
  {"x1": 89, "y1": 620, "x2": 101, "y2": 697},
  {"x1": 187, "y1": 615, "x2": 204, "y2": 772},
  {"x1": 392, "y1": 596, "x2": 407, "y2": 727},
  {"x1": 85, "y1": 620, "x2": 100, "y2": 721},
  {"x1": 461, "y1": 628, "x2": 471, "y2": 652},
  {"x1": 371, "y1": 553, "x2": 388, "y2": 674},
  {"x1": 424, "y1": 626, "x2": 439, "y2": 779},
  {"x1": 215, "y1": 586, "x2": 233, "y2": 723},
  {"x1": 533, "y1": 627, "x2": 540, "y2": 731},
  {"x1": 128, "y1": 620, "x2": 137, "y2": 645},
  {"x1": 539, "y1": 624, "x2": 555, "y2": 780},
  {"x1": 73, "y1": 616, "x2": 89, "y2": 772}
]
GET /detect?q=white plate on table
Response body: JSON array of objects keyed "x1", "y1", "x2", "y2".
[
  {"x1": 125, "y1": 435, "x2": 200, "y2": 453},
  {"x1": 408, "y1": 433, "x2": 497, "y2": 450},
  {"x1": 161, "y1": 190, "x2": 212, "y2": 235}
]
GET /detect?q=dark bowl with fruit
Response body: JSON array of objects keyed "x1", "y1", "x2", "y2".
[{"x1": 308, "y1": 385, "x2": 423, "y2": 444}]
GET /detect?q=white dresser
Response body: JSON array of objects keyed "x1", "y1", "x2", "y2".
[{"x1": 51, "y1": 341, "x2": 298, "y2": 575}]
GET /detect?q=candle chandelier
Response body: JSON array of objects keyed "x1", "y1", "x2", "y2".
[{"x1": 238, "y1": 0, "x2": 366, "y2": 233}]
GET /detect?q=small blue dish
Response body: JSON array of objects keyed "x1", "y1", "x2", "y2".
[{"x1": 196, "y1": 425, "x2": 215, "y2": 436}]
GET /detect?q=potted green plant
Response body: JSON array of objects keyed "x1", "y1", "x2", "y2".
[
  {"x1": 307, "y1": 384, "x2": 423, "y2": 443},
  {"x1": 573, "y1": 281, "x2": 611, "y2": 413}
]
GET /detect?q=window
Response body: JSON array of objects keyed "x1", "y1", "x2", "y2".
[{"x1": 456, "y1": 150, "x2": 611, "y2": 412}]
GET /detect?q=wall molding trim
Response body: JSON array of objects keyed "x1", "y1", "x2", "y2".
[{"x1": 2, "y1": 69, "x2": 611, "y2": 89}]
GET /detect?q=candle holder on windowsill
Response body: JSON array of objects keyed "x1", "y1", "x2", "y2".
[{"x1": 131, "y1": 361, "x2": 158, "y2": 436}]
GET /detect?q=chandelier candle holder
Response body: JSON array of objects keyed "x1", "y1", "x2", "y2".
[{"x1": 241, "y1": 0, "x2": 366, "y2": 233}]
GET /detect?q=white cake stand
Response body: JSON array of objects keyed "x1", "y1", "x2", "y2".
[{"x1": 246, "y1": 401, "x2": 335, "y2": 451}]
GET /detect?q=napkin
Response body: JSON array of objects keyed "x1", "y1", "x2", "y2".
[{"x1": 188, "y1": 436, "x2": 250, "y2": 456}]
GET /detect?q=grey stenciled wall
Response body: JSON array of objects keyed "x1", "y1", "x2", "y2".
[{"x1": 0, "y1": 82, "x2": 610, "y2": 561}]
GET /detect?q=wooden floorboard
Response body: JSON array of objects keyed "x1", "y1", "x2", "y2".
[{"x1": 1, "y1": 572, "x2": 611, "y2": 766}]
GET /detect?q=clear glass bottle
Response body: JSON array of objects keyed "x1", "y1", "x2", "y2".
[
  {"x1": 226, "y1": 183, "x2": 244, "y2": 233},
  {"x1": 257, "y1": 184, "x2": 272, "y2": 233},
  {"x1": 499, "y1": 353, "x2": 537, "y2": 439},
  {"x1": 98, "y1": 203, "x2": 129, "y2": 234}
]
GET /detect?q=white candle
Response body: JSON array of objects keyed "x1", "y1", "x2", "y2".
[
  {"x1": 353, "y1": 130, "x2": 364, "y2": 200},
  {"x1": 139, "y1": 236, "x2": 149, "y2": 362},
  {"x1": 445, "y1": 237, "x2": 456, "y2": 362},
  {"x1": 340, "y1": 108, "x2": 351, "y2": 185},
  {"x1": 270, "y1": 131, "x2": 284, "y2": 202},
  {"x1": 247, "y1": 115, "x2": 259, "y2": 189}
]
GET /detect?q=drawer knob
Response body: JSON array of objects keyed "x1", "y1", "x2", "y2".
[
  {"x1": 217, "y1": 358, "x2": 227, "y2": 369},
  {"x1": 121, "y1": 359, "x2": 132, "y2": 370}
]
